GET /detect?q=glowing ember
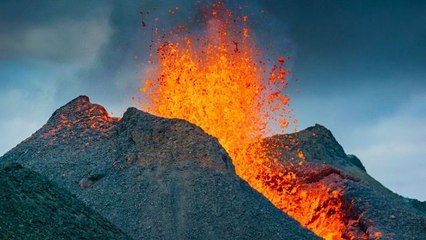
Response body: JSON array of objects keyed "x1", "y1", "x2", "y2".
[{"x1": 140, "y1": 2, "x2": 368, "y2": 239}]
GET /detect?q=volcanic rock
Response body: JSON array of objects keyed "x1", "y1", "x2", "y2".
[
  {"x1": 262, "y1": 124, "x2": 426, "y2": 239},
  {"x1": 1, "y1": 96, "x2": 318, "y2": 239},
  {"x1": 0, "y1": 162, "x2": 130, "y2": 240}
]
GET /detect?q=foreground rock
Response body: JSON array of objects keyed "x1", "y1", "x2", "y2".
[
  {"x1": 0, "y1": 163, "x2": 130, "y2": 240},
  {"x1": 1, "y1": 96, "x2": 318, "y2": 239}
]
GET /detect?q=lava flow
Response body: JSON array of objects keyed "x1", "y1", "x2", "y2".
[{"x1": 141, "y1": 2, "x2": 364, "y2": 239}]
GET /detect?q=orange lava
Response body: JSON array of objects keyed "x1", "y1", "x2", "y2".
[{"x1": 140, "y1": 2, "x2": 359, "y2": 239}]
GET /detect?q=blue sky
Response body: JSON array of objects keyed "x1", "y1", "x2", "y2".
[{"x1": 0, "y1": 0, "x2": 425, "y2": 200}]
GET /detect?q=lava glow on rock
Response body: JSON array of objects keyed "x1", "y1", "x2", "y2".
[{"x1": 140, "y1": 2, "x2": 369, "y2": 239}]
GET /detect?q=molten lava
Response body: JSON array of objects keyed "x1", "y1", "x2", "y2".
[
  {"x1": 140, "y1": 2, "x2": 370, "y2": 239},
  {"x1": 142, "y1": 3, "x2": 291, "y2": 155}
]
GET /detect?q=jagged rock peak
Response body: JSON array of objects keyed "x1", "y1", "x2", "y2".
[
  {"x1": 49, "y1": 95, "x2": 112, "y2": 122},
  {"x1": 69, "y1": 95, "x2": 90, "y2": 104},
  {"x1": 31, "y1": 96, "x2": 118, "y2": 142},
  {"x1": 304, "y1": 123, "x2": 333, "y2": 135}
]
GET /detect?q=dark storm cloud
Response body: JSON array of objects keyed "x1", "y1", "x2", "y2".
[
  {"x1": 0, "y1": 0, "x2": 425, "y2": 200},
  {"x1": 260, "y1": 0, "x2": 426, "y2": 87},
  {"x1": 0, "y1": 0, "x2": 113, "y2": 62}
]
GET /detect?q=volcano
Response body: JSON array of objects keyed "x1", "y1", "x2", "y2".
[
  {"x1": 1, "y1": 96, "x2": 425, "y2": 239},
  {"x1": 0, "y1": 96, "x2": 318, "y2": 239}
]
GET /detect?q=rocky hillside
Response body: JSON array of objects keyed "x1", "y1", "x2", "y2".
[
  {"x1": 0, "y1": 96, "x2": 318, "y2": 240},
  {"x1": 262, "y1": 124, "x2": 426, "y2": 239},
  {"x1": 0, "y1": 162, "x2": 130, "y2": 240}
]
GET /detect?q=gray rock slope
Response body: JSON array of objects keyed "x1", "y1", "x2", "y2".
[
  {"x1": 0, "y1": 162, "x2": 130, "y2": 240},
  {"x1": 1, "y1": 96, "x2": 318, "y2": 240},
  {"x1": 263, "y1": 124, "x2": 426, "y2": 239}
]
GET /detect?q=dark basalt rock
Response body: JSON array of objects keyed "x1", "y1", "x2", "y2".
[
  {"x1": 0, "y1": 162, "x2": 130, "y2": 240},
  {"x1": 1, "y1": 96, "x2": 318, "y2": 240}
]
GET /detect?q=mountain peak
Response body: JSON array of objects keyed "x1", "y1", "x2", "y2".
[
  {"x1": 68, "y1": 95, "x2": 90, "y2": 104},
  {"x1": 302, "y1": 124, "x2": 338, "y2": 144},
  {"x1": 50, "y1": 95, "x2": 110, "y2": 121},
  {"x1": 29, "y1": 96, "x2": 118, "y2": 145},
  {"x1": 264, "y1": 124, "x2": 364, "y2": 172}
]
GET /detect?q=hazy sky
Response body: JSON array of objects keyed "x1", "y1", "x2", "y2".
[{"x1": 1, "y1": 0, "x2": 425, "y2": 200}]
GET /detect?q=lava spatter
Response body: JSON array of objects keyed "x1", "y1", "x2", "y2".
[{"x1": 140, "y1": 2, "x2": 377, "y2": 239}]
